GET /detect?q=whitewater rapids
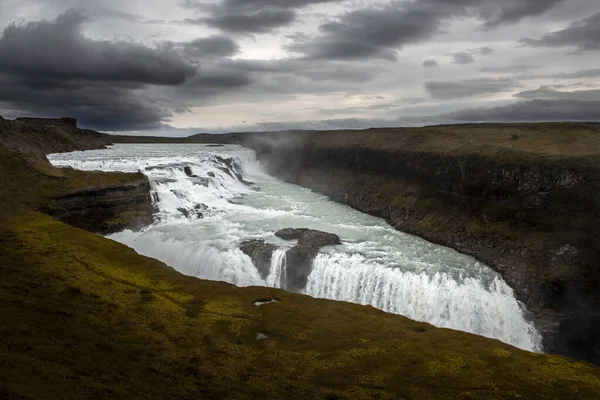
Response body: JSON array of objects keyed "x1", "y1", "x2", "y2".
[{"x1": 48, "y1": 143, "x2": 542, "y2": 352}]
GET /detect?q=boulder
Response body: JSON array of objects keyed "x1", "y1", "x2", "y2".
[
  {"x1": 275, "y1": 228, "x2": 341, "y2": 292},
  {"x1": 183, "y1": 166, "x2": 199, "y2": 178},
  {"x1": 239, "y1": 240, "x2": 277, "y2": 279}
]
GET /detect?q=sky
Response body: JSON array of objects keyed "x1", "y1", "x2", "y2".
[{"x1": 0, "y1": 0, "x2": 599, "y2": 135}]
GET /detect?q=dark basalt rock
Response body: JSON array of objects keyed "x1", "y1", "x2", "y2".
[
  {"x1": 184, "y1": 166, "x2": 199, "y2": 178},
  {"x1": 42, "y1": 178, "x2": 155, "y2": 234},
  {"x1": 240, "y1": 240, "x2": 277, "y2": 279},
  {"x1": 276, "y1": 228, "x2": 341, "y2": 292},
  {"x1": 240, "y1": 229, "x2": 341, "y2": 291}
]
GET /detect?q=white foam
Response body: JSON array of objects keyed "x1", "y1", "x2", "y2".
[{"x1": 304, "y1": 252, "x2": 542, "y2": 351}]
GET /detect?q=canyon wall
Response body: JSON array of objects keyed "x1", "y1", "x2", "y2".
[
  {"x1": 242, "y1": 123, "x2": 600, "y2": 364},
  {"x1": 0, "y1": 118, "x2": 154, "y2": 234}
]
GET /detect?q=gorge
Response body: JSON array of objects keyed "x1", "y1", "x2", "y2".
[
  {"x1": 2, "y1": 117, "x2": 600, "y2": 399},
  {"x1": 48, "y1": 143, "x2": 542, "y2": 352}
]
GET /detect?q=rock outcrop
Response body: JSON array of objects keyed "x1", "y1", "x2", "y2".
[
  {"x1": 275, "y1": 228, "x2": 341, "y2": 292},
  {"x1": 241, "y1": 229, "x2": 340, "y2": 292},
  {"x1": 42, "y1": 178, "x2": 155, "y2": 234},
  {"x1": 0, "y1": 117, "x2": 154, "y2": 235},
  {"x1": 243, "y1": 123, "x2": 600, "y2": 365},
  {"x1": 239, "y1": 239, "x2": 277, "y2": 279}
]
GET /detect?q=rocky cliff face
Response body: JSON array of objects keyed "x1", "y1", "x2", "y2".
[
  {"x1": 243, "y1": 124, "x2": 600, "y2": 365},
  {"x1": 240, "y1": 228, "x2": 341, "y2": 292},
  {"x1": 42, "y1": 178, "x2": 154, "y2": 234},
  {"x1": 0, "y1": 118, "x2": 154, "y2": 234}
]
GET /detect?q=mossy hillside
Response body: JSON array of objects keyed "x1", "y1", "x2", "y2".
[
  {"x1": 306, "y1": 123, "x2": 600, "y2": 163},
  {"x1": 2, "y1": 213, "x2": 600, "y2": 399}
]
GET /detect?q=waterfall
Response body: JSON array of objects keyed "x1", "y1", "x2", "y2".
[
  {"x1": 48, "y1": 143, "x2": 543, "y2": 353},
  {"x1": 266, "y1": 248, "x2": 287, "y2": 288},
  {"x1": 304, "y1": 252, "x2": 542, "y2": 351}
]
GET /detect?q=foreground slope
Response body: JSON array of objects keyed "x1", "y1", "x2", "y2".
[{"x1": 1, "y1": 119, "x2": 600, "y2": 399}]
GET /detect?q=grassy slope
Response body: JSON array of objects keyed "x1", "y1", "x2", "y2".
[
  {"x1": 307, "y1": 123, "x2": 600, "y2": 160},
  {"x1": 1, "y1": 125, "x2": 600, "y2": 399}
]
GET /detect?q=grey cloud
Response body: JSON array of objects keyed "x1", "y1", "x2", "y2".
[
  {"x1": 450, "y1": 52, "x2": 475, "y2": 64},
  {"x1": 0, "y1": 9, "x2": 196, "y2": 85},
  {"x1": 481, "y1": 0, "x2": 566, "y2": 28},
  {"x1": 442, "y1": 99, "x2": 600, "y2": 122},
  {"x1": 480, "y1": 64, "x2": 535, "y2": 73},
  {"x1": 423, "y1": 59, "x2": 439, "y2": 67},
  {"x1": 183, "y1": 35, "x2": 240, "y2": 57},
  {"x1": 538, "y1": 68, "x2": 600, "y2": 80},
  {"x1": 477, "y1": 46, "x2": 494, "y2": 55},
  {"x1": 196, "y1": 9, "x2": 296, "y2": 34},
  {"x1": 285, "y1": 2, "x2": 450, "y2": 61},
  {"x1": 184, "y1": 0, "x2": 341, "y2": 34},
  {"x1": 285, "y1": 0, "x2": 569, "y2": 61},
  {"x1": 521, "y1": 12, "x2": 600, "y2": 51},
  {"x1": 425, "y1": 77, "x2": 521, "y2": 99},
  {"x1": 447, "y1": 46, "x2": 492, "y2": 64},
  {"x1": 515, "y1": 86, "x2": 600, "y2": 101}
]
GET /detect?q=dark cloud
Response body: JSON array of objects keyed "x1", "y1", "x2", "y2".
[
  {"x1": 183, "y1": 0, "x2": 341, "y2": 34},
  {"x1": 0, "y1": 9, "x2": 196, "y2": 85},
  {"x1": 477, "y1": 46, "x2": 494, "y2": 55},
  {"x1": 481, "y1": 0, "x2": 566, "y2": 28},
  {"x1": 0, "y1": 75, "x2": 173, "y2": 131},
  {"x1": 0, "y1": 10, "x2": 205, "y2": 131},
  {"x1": 284, "y1": 0, "x2": 569, "y2": 61},
  {"x1": 422, "y1": 59, "x2": 439, "y2": 67},
  {"x1": 449, "y1": 52, "x2": 475, "y2": 64},
  {"x1": 183, "y1": 35, "x2": 240, "y2": 57},
  {"x1": 442, "y1": 99, "x2": 600, "y2": 122},
  {"x1": 193, "y1": 9, "x2": 296, "y2": 34},
  {"x1": 285, "y1": 1, "x2": 452, "y2": 61},
  {"x1": 521, "y1": 12, "x2": 600, "y2": 52},
  {"x1": 515, "y1": 86, "x2": 600, "y2": 101},
  {"x1": 425, "y1": 77, "x2": 520, "y2": 99}
]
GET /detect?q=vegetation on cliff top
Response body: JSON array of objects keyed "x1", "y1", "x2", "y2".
[
  {"x1": 305, "y1": 123, "x2": 600, "y2": 166},
  {"x1": 1, "y1": 119, "x2": 600, "y2": 399}
]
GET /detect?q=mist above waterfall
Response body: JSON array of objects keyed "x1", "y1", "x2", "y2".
[{"x1": 48, "y1": 143, "x2": 542, "y2": 352}]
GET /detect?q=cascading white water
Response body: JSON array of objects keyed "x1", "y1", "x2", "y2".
[
  {"x1": 266, "y1": 248, "x2": 287, "y2": 289},
  {"x1": 48, "y1": 143, "x2": 542, "y2": 352},
  {"x1": 304, "y1": 252, "x2": 541, "y2": 351}
]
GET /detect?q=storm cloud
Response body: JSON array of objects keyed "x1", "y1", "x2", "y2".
[
  {"x1": 0, "y1": 10, "x2": 198, "y2": 130},
  {"x1": 184, "y1": 0, "x2": 342, "y2": 34},
  {"x1": 285, "y1": 0, "x2": 570, "y2": 61},
  {"x1": 0, "y1": 10, "x2": 196, "y2": 85}
]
